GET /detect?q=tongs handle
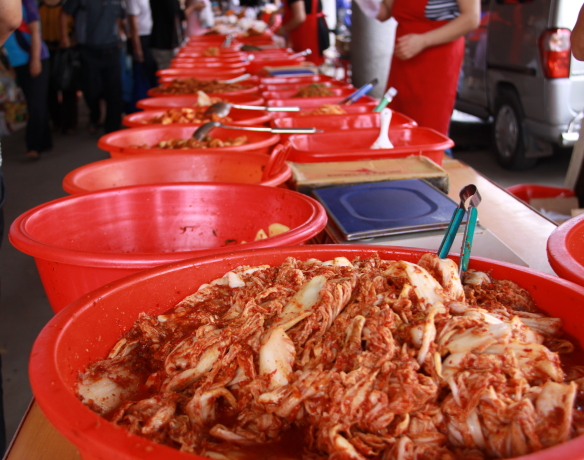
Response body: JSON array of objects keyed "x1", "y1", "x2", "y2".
[
  {"x1": 437, "y1": 207, "x2": 465, "y2": 259},
  {"x1": 459, "y1": 206, "x2": 478, "y2": 273}
]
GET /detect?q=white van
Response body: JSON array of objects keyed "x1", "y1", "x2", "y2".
[{"x1": 455, "y1": 0, "x2": 583, "y2": 169}]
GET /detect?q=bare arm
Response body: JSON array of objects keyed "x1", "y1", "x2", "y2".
[
  {"x1": 572, "y1": 4, "x2": 584, "y2": 61},
  {"x1": 275, "y1": 0, "x2": 306, "y2": 36},
  {"x1": 376, "y1": 0, "x2": 393, "y2": 22},
  {"x1": 127, "y1": 15, "x2": 143, "y2": 61},
  {"x1": 28, "y1": 20, "x2": 42, "y2": 76},
  {"x1": 394, "y1": 0, "x2": 480, "y2": 60},
  {"x1": 185, "y1": 0, "x2": 206, "y2": 16},
  {"x1": 0, "y1": 0, "x2": 22, "y2": 46}
]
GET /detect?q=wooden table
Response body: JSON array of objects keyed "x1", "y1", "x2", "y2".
[{"x1": 3, "y1": 158, "x2": 558, "y2": 460}]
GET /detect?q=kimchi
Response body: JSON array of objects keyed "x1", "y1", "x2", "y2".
[{"x1": 76, "y1": 253, "x2": 584, "y2": 459}]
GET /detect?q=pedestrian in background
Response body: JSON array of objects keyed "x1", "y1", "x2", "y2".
[
  {"x1": 126, "y1": 0, "x2": 158, "y2": 112},
  {"x1": 3, "y1": 0, "x2": 53, "y2": 160},
  {"x1": 60, "y1": 0, "x2": 124, "y2": 134},
  {"x1": 149, "y1": 0, "x2": 184, "y2": 70},
  {"x1": 39, "y1": 0, "x2": 78, "y2": 135}
]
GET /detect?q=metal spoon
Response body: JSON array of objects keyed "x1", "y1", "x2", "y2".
[
  {"x1": 222, "y1": 73, "x2": 252, "y2": 84},
  {"x1": 204, "y1": 101, "x2": 301, "y2": 118},
  {"x1": 289, "y1": 49, "x2": 312, "y2": 59},
  {"x1": 192, "y1": 121, "x2": 319, "y2": 141}
]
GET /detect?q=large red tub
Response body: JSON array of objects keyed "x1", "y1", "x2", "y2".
[
  {"x1": 9, "y1": 184, "x2": 326, "y2": 312},
  {"x1": 62, "y1": 149, "x2": 292, "y2": 194},
  {"x1": 547, "y1": 213, "x2": 584, "y2": 286},
  {"x1": 262, "y1": 86, "x2": 356, "y2": 100},
  {"x1": 97, "y1": 125, "x2": 281, "y2": 157},
  {"x1": 122, "y1": 108, "x2": 271, "y2": 128},
  {"x1": 286, "y1": 126, "x2": 454, "y2": 165},
  {"x1": 272, "y1": 111, "x2": 417, "y2": 133},
  {"x1": 28, "y1": 244, "x2": 584, "y2": 459},
  {"x1": 156, "y1": 67, "x2": 246, "y2": 81},
  {"x1": 135, "y1": 93, "x2": 264, "y2": 110}
]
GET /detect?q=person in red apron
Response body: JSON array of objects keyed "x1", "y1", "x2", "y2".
[
  {"x1": 274, "y1": 0, "x2": 328, "y2": 65},
  {"x1": 358, "y1": 0, "x2": 479, "y2": 136}
]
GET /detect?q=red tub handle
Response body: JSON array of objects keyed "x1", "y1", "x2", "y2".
[{"x1": 262, "y1": 142, "x2": 292, "y2": 182}]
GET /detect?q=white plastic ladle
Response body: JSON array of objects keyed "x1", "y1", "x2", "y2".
[{"x1": 370, "y1": 108, "x2": 394, "y2": 149}]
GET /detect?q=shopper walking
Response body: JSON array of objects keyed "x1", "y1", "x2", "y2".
[
  {"x1": 60, "y1": 0, "x2": 124, "y2": 134},
  {"x1": 4, "y1": 0, "x2": 53, "y2": 160}
]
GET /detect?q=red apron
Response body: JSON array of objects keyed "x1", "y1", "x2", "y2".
[
  {"x1": 387, "y1": 0, "x2": 464, "y2": 136},
  {"x1": 283, "y1": 0, "x2": 325, "y2": 65}
]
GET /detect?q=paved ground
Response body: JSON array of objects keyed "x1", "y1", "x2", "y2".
[{"x1": 0, "y1": 107, "x2": 573, "y2": 447}]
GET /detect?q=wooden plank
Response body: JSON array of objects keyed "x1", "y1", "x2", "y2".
[{"x1": 4, "y1": 401, "x2": 80, "y2": 460}]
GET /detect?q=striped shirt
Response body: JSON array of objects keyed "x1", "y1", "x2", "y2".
[{"x1": 425, "y1": 0, "x2": 460, "y2": 21}]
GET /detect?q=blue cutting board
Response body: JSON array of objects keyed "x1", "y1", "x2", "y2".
[{"x1": 312, "y1": 179, "x2": 461, "y2": 240}]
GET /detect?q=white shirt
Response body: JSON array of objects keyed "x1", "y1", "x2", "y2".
[{"x1": 125, "y1": 0, "x2": 153, "y2": 36}]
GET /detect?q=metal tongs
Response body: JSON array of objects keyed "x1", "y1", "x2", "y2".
[{"x1": 437, "y1": 184, "x2": 482, "y2": 275}]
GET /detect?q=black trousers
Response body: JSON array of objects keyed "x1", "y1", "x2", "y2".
[
  {"x1": 14, "y1": 60, "x2": 53, "y2": 153},
  {"x1": 47, "y1": 46, "x2": 79, "y2": 132},
  {"x1": 78, "y1": 45, "x2": 123, "y2": 134}
]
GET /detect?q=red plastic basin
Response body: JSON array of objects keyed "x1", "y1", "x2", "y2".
[
  {"x1": 185, "y1": 34, "x2": 230, "y2": 44},
  {"x1": 260, "y1": 74, "x2": 343, "y2": 85},
  {"x1": 62, "y1": 150, "x2": 291, "y2": 194},
  {"x1": 262, "y1": 86, "x2": 355, "y2": 100},
  {"x1": 9, "y1": 184, "x2": 326, "y2": 312},
  {"x1": 170, "y1": 60, "x2": 248, "y2": 70},
  {"x1": 171, "y1": 56, "x2": 246, "y2": 66},
  {"x1": 267, "y1": 96, "x2": 379, "y2": 117},
  {"x1": 271, "y1": 111, "x2": 417, "y2": 142},
  {"x1": 261, "y1": 81, "x2": 352, "y2": 92},
  {"x1": 29, "y1": 244, "x2": 584, "y2": 459},
  {"x1": 148, "y1": 84, "x2": 260, "y2": 98},
  {"x1": 506, "y1": 184, "x2": 575, "y2": 203},
  {"x1": 122, "y1": 108, "x2": 271, "y2": 128},
  {"x1": 246, "y1": 58, "x2": 305, "y2": 75},
  {"x1": 287, "y1": 126, "x2": 453, "y2": 164},
  {"x1": 156, "y1": 67, "x2": 246, "y2": 80},
  {"x1": 136, "y1": 93, "x2": 264, "y2": 109},
  {"x1": 272, "y1": 111, "x2": 417, "y2": 131},
  {"x1": 547, "y1": 213, "x2": 584, "y2": 286},
  {"x1": 176, "y1": 49, "x2": 245, "y2": 59},
  {"x1": 98, "y1": 125, "x2": 281, "y2": 157}
]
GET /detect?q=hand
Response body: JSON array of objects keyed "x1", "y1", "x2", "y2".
[
  {"x1": 60, "y1": 35, "x2": 70, "y2": 48},
  {"x1": 29, "y1": 58, "x2": 41, "y2": 77},
  {"x1": 394, "y1": 33, "x2": 427, "y2": 60},
  {"x1": 353, "y1": 0, "x2": 380, "y2": 19},
  {"x1": 193, "y1": 1, "x2": 206, "y2": 11},
  {"x1": 133, "y1": 50, "x2": 144, "y2": 62}
]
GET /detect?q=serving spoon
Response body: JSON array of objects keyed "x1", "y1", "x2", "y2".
[
  {"x1": 204, "y1": 101, "x2": 301, "y2": 118},
  {"x1": 192, "y1": 122, "x2": 319, "y2": 141}
]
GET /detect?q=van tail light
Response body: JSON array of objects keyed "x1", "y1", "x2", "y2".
[{"x1": 540, "y1": 28, "x2": 571, "y2": 78}]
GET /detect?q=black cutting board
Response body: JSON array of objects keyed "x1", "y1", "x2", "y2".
[{"x1": 312, "y1": 179, "x2": 462, "y2": 240}]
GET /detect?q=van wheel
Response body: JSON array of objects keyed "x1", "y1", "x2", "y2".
[{"x1": 492, "y1": 89, "x2": 537, "y2": 170}]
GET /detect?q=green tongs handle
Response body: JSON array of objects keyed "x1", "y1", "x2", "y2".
[
  {"x1": 460, "y1": 206, "x2": 478, "y2": 272},
  {"x1": 438, "y1": 207, "x2": 465, "y2": 259}
]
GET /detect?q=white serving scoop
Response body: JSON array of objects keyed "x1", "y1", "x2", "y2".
[{"x1": 370, "y1": 108, "x2": 394, "y2": 149}]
